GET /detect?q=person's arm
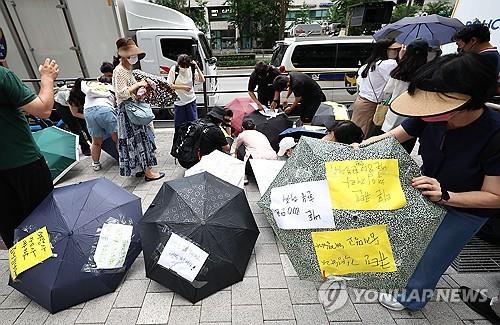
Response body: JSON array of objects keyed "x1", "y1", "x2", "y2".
[
  {"x1": 230, "y1": 133, "x2": 244, "y2": 157},
  {"x1": 285, "y1": 94, "x2": 301, "y2": 115},
  {"x1": 248, "y1": 91, "x2": 263, "y2": 110},
  {"x1": 270, "y1": 90, "x2": 281, "y2": 110},
  {"x1": 114, "y1": 68, "x2": 147, "y2": 101},
  {"x1": 359, "y1": 124, "x2": 414, "y2": 146},
  {"x1": 193, "y1": 61, "x2": 205, "y2": 83},
  {"x1": 412, "y1": 175, "x2": 500, "y2": 209},
  {"x1": 69, "y1": 104, "x2": 84, "y2": 119},
  {"x1": 22, "y1": 58, "x2": 59, "y2": 118}
]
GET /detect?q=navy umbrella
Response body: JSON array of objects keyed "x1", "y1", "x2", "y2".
[
  {"x1": 140, "y1": 172, "x2": 259, "y2": 303},
  {"x1": 10, "y1": 178, "x2": 143, "y2": 313},
  {"x1": 373, "y1": 14, "x2": 464, "y2": 45}
]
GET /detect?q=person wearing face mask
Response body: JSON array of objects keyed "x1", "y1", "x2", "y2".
[
  {"x1": 350, "y1": 39, "x2": 400, "y2": 138},
  {"x1": 167, "y1": 54, "x2": 205, "y2": 129},
  {"x1": 358, "y1": 53, "x2": 500, "y2": 313},
  {"x1": 248, "y1": 62, "x2": 281, "y2": 110},
  {"x1": 112, "y1": 38, "x2": 164, "y2": 182}
]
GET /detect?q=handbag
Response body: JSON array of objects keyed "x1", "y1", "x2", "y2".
[{"x1": 123, "y1": 100, "x2": 155, "y2": 125}]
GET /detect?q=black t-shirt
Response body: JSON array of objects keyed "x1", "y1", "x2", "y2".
[
  {"x1": 248, "y1": 67, "x2": 281, "y2": 106},
  {"x1": 479, "y1": 48, "x2": 500, "y2": 74},
  {"x1": 199, "y1": 118, "x2": 228, "y2": 156},
  {"x1": 289, "y1": 72, "x2": 324, "y2": 103}
]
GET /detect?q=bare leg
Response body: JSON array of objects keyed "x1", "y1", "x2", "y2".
[{"x1": 91, "y1": 137, "x2": 103, "y2": 163}]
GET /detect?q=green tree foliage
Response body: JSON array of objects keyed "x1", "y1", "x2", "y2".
[
  {"x1": 328, "y1": 0, "x2": 381, "y2": 26},
  {"x1": 390, "y1": 3, "x2": 421, "y2": 23},
  {"x1": 151, "y1": 0, "x2": 208, "y2": 33},
  {"x1": 295, "y1": 2, "x2": 311, "y2": 24},
  {"x1": 423, "y1": 0, "x2": 453, "y2": 17}
]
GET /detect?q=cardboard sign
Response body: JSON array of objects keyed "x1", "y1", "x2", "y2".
[
  {"x1": 312, "y1": 225, "x2": 397, "y2": 276},
  {"x1": 270, "y1": 180, "x2": 336, "y2": 229},
  {"x1": 325, "y1": 159, "x2": 406, "y2": 210},
  {"x1": 9, "y1": 226, "x2": 53, "y2": 280}
]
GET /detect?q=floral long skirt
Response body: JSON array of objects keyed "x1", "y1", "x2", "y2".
[{"x1": 117, "y1": 103, "x2": 157, "y2": 176}]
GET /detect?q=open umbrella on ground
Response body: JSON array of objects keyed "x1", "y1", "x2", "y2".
[
  {"x1": 32, "y1": 126, "x2": 79, "y2": 184},
  {"x1": 10, "y1": 178, "x2": 143, "y2": 313},
  {"x1": 258, "y1": 137, "x2": 445, "y2": 289},
  {"x1": 279, "y1": 126, "x2": 327, "y2": 140},
  {"x1": 311, "y1": 101, "x2": 349, "y2": 127},
  {"x1": 244, "y1": 111, "x2": 293, "y2": 152},
  {"x1": 225, "y1": 97, "x2": 256, "y2": 136},
  {"x1": 101, "y1": 135, "x2": 118, "y2": 161},
  {"x1": 140, "y1": 172, "x2": 259, "y2": 303},
  {"x1": 373, "y1": 14, "x2": 464, "y2": 45}
]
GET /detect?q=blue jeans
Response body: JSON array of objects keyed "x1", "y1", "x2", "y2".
[
  {"x1": 84, "y1": 106, "x2": 118, "y2": 138},
  {"x1": 397, "y1": 208, "x2": 489, "y2": 310},
  {"x1": 174, "y1": 100, "x2": 198, "y2": 128}
]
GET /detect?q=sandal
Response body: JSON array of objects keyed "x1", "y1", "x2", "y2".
[{"x1": 144, "y1": 172, "x2": 165, "y2": 182}]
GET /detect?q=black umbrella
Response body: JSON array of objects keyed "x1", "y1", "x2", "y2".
[
  {"x1": 140, "y1": 172, "x2": 259, "y2": 303},
  {"x1": 244, "y1": 111, "x2": 293, "y2": 151},
  {"x1": 311, "y1": 102, "x2": 349, "y2": 127}
]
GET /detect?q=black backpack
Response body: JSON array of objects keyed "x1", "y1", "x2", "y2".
[{"x1": 170, "y1": 119, "x2": 215, "y2": 169}]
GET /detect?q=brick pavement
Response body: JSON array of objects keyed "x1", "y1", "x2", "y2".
[{"x1": 0, "y1": 128, "x2": 498, "y2": 324}]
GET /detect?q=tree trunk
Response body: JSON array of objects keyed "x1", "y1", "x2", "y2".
[{"x1": 278, "y1": 0, "x2": 289, "y2": 40}]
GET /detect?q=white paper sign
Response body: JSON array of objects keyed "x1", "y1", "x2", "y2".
[
  {"x1": 185, "y1": 150, "x2": 245, "y2": 188},
  {"x1": 158, "y1": 233, "x2": 209, "y2": 282},
  {"x1": 250, "y1": 159, "x2": 286, "y2": 196},
  {"x1": 270, "y1": 180, "x2": 336, "y2": 229},
  {"x1": 93, "y1": 223, "x2": 133, "y2": 269}
]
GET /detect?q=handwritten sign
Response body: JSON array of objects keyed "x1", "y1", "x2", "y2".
[
  {"x1": 311, "y1": 225, "x2": 397, "y2": 276},
  {"x1": 325, "y1": 159, "x2": 406, "y2": 210},
  {"x1": 9, "y1": 226, "x2": 53, "y2": 280},
  {"x1": 93, "y1": 223, "x2": 133, "y2": 269},
  {"x1": 158, "y1": 233, "x2": 209, "y2": 282},
  {"x1": 270, "y1": 180, "x2": 336, "y2": 229}
]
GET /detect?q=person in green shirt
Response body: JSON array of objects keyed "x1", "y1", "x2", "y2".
[{"x1": 0, "y1": 58, "x2": 59, "y2": 248}]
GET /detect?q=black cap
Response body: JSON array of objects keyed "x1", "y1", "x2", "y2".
[
  {"x1": 407, "y1": 38, "x2": 429, "y2": 55},
  {"x1": 207, "y1": 106, "x2": 225, "y2": 121}
]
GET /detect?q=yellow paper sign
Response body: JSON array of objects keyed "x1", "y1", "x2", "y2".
[
  {"x1": 311, "y1": 224, "x2": 397, "y2": 276},
  {"x1": 9, "y1": 226, "x2": 53, "y2": 280},
  {"x1": 325, "y1": 159, "x2": 406, "y2": 210}
]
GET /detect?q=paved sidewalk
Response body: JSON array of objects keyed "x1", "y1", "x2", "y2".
[{"x1": 0, "y1": 129, "x2": 498, "y2": 325}]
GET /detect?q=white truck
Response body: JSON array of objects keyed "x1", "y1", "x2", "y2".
[{"x1": 0, "y1": 0, "x2": 219, "y2": 112}]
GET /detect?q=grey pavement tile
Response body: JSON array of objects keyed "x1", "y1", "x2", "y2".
[
  {"x1": 0, "y1": 296, "x2": 6, "y2": 305},
  {"x1": 435, "y1": 277, "x2": 451, "y2": 289},
  {"x1": 249, "y1": 201, "x2": 263, "y2": 213},
  {"x1": 0, "y1": 291, "x2": 30, "y2": 309},
  {"x1": 280, "y1": 254, "x2": 298, "y2": 277},
  {"x1": 167, "y1": 305, "x2": 201, "y2": 325},
  {"x1": 254, "y1": 213, "x2": 271, "y2": 228},
  {"x1": 450, "y1": 274, "x2": 500, "y2": 297},
  {"x1": 441, "y1": 275, "x2": 460, "y2": 289},
  {"x1": 325, "y1": 295, "x2": 361, "y2": 322},
  {"x1": 293, "y1": 304, "x2": 329, "y2": 325},
  {"x1": 277, "y1": 241, "x2": 287, "y2": 254},
  {"x1": 0, "y1": 251, "x2": 7, "y2": 260},
  {"x1": 0, "y1": 309, "x2": 23, "y2": 325},
  {"x1": 105, "y1": 307, "x2": 140, "y2": 325},
  {"x1": 245, "y1": 255, "x2": 258, "y2": 277},
  {"x1": 394, "y1": 320, "x2": 431, "y2": 325},
  {"x1": 388, "y1": 308, "x2": 425, "y2": 319},
  {"x1": 232, "y1": 277, "x2": 261, "y2": 305},
  {"x1": 286, "y1": 277, "x2": 319, "y2": 304},
  {"x1": 462, "y1": 321, "x2": 497, "y2": 325},
  {"x1": 0, "y1": 261, "x2": 8, "y2": 274},
  {"x1": 13, "y1": 301, "x2": 50, "y2": 325},
  {"x1": 76, "y1": 292, "x2": 117, "y2": 323},
  {"x1": 126, "y1": 258, "x2": 147, "y2": 280},
  {"x1": 256, "y1": 227, "x2": 277, "y2": 245},
  {"x1": 264, "y1": 321, "x2": 297, "y2": 325},
  {"x1": 137, "y1": 292, "x2": 174, "y2": 324},
  {"x1": 232, "y1": 305, "x2": 264, "y2": 325},
  {"x1": 43, "y1": 309, "x2": 81, "y2": 325},
  {"x1": 421, "y1": 302, "x2": 463, "y2": 325},
  {"x1": 347, "y1": 288, "x2": 380, "y2": 304},
  {"x1": 172, "y1": 293, "x2": 201, "y2": 306},
  {"x1": 200, "y1": 290, "x2": 231, "y2": 323},
  {"x1": 258, "y1": 264, "x2": 287, "y2": 289},
  {"x1": 353, "y1": 303, "x2": 396, "y2": 325},
  {"x1": 447, "y1": 301, "x2": 486, "y2": 320},
  {"x1": 255, "y1": 244, "x2": 281, "y2": 264},
  {"x1": 147, "y1": 280, "x2": 172, "y2": 293},
  {"x1": 113, "y1": 279, "x2": 149, "y2": 308},
  {"x1": 260, "y1": 289, "x2": 294, "y2": 321}
]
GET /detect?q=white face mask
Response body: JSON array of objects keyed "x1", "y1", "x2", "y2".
[{"x1": 127, "y1": 55, "x2": 138, "y2": 65}]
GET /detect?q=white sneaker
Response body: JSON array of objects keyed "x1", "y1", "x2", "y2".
[
  {"x1": 244, "y1": 175, "x2": 249, "y2": 185},
  {"x1": 379, "y1": 293, "x2": 405, "y2": 311},
  {"x1": 92, "y1": 162, "x2": 102, "y2": 171}
]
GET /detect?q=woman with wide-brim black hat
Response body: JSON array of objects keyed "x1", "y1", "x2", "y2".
[
  {"x1": 360, "y1": 52, "x2": 500, "y2": 312},
  {"x1": 112, "y1": 38, "x2": 164, "y2": 181}
]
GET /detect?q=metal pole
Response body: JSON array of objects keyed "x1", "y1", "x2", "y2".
[{"x1": 203, "y1": 80, "x2": 208, "y2": 114}]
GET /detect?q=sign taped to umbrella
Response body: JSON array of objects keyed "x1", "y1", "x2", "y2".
[
  {"x1": 92, "y1": 223, "x2": 134, "y2": 270},
  {"x1": 9, "y1": 226, "x2": 53, "y2": 280},
  {"x1": 311, "y1": 225, "x2": 397, "y2": 276},
  {"x1": 325, "y1": 159, "x2": 407, "y2": 210},
  {"x1": 270, "y1": 180, "x2": 335, "y2": 229}
]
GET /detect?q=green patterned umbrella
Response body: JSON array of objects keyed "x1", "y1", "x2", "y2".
[
  {"x1": 33, "y1": 126, "x2": 79, "y2": 184},
  {"x1": 258, "y1": 137, "x2": 445, "y2": 289}
]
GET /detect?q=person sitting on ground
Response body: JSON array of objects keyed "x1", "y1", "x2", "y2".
[
  {"x1": 248, "y1": 62, "x2": 281, "y2": 110},
  {"x1": 322, "y1": 120, "x2": 364, "y2": 144},
  {"x1": 231, "y1": 119, "x2": 278, "y2": 161},
  {"x1": 199, "y1": 106, "x2": 230, "y2": 156},
  {"x1": 271, "y1": 72, "x2": 326, "y2": 123},
  {"x1": 277, "y1": 137, "x2": 297, "y2": 159}
]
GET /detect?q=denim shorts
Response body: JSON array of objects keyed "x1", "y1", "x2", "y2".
[{"x1": 84, "y1": 106, "x2": 118, "y2": 138}]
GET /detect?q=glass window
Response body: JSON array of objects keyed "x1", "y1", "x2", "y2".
[
  {"x1": 271, "y1": 44, "x2": 288, "y2": 67},
  {"x1": 335, "y1": 43, "x2": 374, "y2": 68},
  {"x1": 291, "y1": 44, "x2": 336, "y2": 69},
  {"x1": 160, "y1": 38, "x2": 204, "y2": 71},
  {"x1": 199, "y1": 34, "x2": 213, "y2": 59}
]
